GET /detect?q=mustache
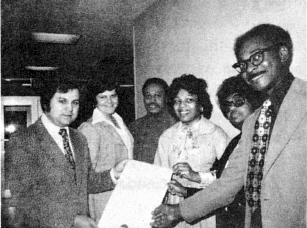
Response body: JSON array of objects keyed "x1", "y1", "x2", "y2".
[
  {"x1": 146, "y1": 103, "x2": 160, "y2": 106},
  {"x1": 247, "y1": 71, "x2": 265, "y2": 82}
]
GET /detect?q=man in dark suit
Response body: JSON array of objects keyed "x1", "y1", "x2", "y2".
[
  {"x1": 151, "y1": 24, "x2": 306, "y2": 228},
  {"x1": 4, "y1": 79, "x2": 128, "y2": 228}
]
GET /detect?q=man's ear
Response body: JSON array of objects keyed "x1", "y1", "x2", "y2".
[{"x1": 279, "y1": 46, "x2": 289, "y2": 63}]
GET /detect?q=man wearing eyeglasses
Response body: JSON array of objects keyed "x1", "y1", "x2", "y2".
[{"x1": 151, "y1": 24, "x2": 306, "y2": 228}]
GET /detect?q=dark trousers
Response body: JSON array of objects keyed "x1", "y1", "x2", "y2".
[{"x1": 216, "y1": 205, "x2": 245, "y2": 228}]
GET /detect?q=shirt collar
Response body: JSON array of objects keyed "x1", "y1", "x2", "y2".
[
  {"x1": 92, "y1": 108, "x2": 122, "y2": 125},
  {"x1": 178, "y1": 116, "x2": 216, "y2": 134},
  {"x1": 41, "y1": 114, "x2": 70, "y2": 136}
]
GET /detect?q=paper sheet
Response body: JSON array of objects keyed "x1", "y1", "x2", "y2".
[{"x1": 98, "y1": 160, "x2": 172, "y2": 228}]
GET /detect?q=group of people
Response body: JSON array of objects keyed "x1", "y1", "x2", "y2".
[{"x1": 4, "y1": 23, "x2": 306, "y2": 228}]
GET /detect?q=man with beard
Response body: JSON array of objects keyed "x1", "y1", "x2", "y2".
[
  {"x1": 129, "y1": 78, "x2": 176, "y2": 164},
  {"x1": 151, "y1": 24, "x2": 306, "y2": 228}
]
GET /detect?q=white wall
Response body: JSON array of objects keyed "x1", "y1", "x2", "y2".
[{"x1": 134, "y1": 0, "x2": 307, "y2": 138}]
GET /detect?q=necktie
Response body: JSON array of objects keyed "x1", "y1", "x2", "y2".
[
  {"x1": 59, "y1": 128, "x2": 76, "y2": 170},
  {"x1": 246, "y1": 99, "x2": 272, "y2": 213}
]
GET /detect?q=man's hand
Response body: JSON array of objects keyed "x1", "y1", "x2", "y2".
[
  {"x1": 113, "y1": 159, "x2": 129, "y2": 179},
  {"x1": 167, "y1": 180, "x2": 187, "y2": 197},
  {"x1": 172, "y1": 162, "x2": 200, "y2": 183},
  {"x1": 150, "y1": 204, "x2": 182, "y2": 228},
  {"x1": 73, "y1": 215, "x2": 97, "y2": 228}
]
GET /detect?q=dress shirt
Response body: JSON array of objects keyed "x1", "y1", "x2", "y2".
[
  {"x1": 176, "y1": 119, "x2": 217, "y2": 187},
  {"x1": 129, "y1": 110, "x2": 176, "y2": 164},
  {"x1": 41, "y1": 114, "x2": 75, "y2": 158}
]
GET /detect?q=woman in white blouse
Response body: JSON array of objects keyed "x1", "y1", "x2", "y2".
[
  {"x1": 154, "y1": 74, "x2": 229, "y2": 228},
  {"x1": 78, "y1": 80, "x2": 133, "y2": 223}
]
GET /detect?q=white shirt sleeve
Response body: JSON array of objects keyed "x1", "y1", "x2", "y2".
[{"x1": 198, "y1": 171, "x2": 216, "y2": 188}]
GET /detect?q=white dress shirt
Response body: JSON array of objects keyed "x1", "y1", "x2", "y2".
[{"x1": 41, "y1": 114, "x2": 75, "y2": 158}]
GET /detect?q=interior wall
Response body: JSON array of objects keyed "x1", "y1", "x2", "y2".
[{"x1": 133, "y1": 0, "x2": 307, "y2": 138}]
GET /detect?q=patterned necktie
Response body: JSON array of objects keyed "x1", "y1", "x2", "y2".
[
  {"x1": 246, "y1": 99, "x2": 272, "y2": 213},
  {"x1": 59, "y1": 128, "x2": 76, "y2": 170}
]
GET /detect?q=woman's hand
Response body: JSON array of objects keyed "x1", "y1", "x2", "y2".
[
  {"x1": 167, "y1": 179, "x2": 187, "y2": 197},
  {"x1": 172, "y1": 162, "x2": 201, "y2": 183}
]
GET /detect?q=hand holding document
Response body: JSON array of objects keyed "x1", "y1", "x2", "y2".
[{"x1": 98, "y1": 160, "x2": 173, "y2": 228}]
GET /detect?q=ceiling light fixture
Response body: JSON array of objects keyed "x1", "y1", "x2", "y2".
[
  {"x1": 32, "y1": 32, "x2": 81, "y2": 44},
  {"x1": 25, "y1": 66, "x2": 59, "y2": 71}
]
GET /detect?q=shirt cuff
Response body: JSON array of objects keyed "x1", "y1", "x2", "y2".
[
  {"x1": 198, "y1": 171, "x2": 216, "y2": 187},
  {"x1": 110, "y1": 168, "x2": 118, "y2": 185}
]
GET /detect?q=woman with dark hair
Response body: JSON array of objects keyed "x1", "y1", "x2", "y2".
[
  {"x1": 78, "y1": 80, "x2": 133, "y2": 223},
  {"x1": 154, "y1": 74, "x2": 229, "y2": 228}
]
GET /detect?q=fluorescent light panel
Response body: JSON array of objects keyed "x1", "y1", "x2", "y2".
[
  {"x1": 26, "y1": 66, "x2": 59, "y2": 71},
  {"x1": 32, "y1": 32, "x2": 80, "y2": 44}
]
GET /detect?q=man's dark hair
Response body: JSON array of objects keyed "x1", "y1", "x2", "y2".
[
  {"x1": 234, "y1": 24, "x2": 293, "y2": 67},
  {"x1": 217, "y1": 75, "x2": 266, "y2": 117},
  {"x1": 40, "y1": 79, "x2": 81, "y2": 113},
  {"x1": 142, "y1": 78, "x2": 169, "y2": 97},
  {"x1": 169, "y1": 74, "x2": 213, "y2": 119}
]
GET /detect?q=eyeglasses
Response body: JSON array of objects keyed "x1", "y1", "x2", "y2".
[
  {"x1": 232, "y1": 43, "x2": 281, "y2": 73},
  {"x1": 220, "y1": 94, "x2": 245, "y2": 113}
]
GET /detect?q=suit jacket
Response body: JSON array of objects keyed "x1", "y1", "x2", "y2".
[
  {"x1": 5, "y1": 118, "x2": 115, "y2": 228},
  {"x1": 78, "y1": 117, "x2": 132, "y2": 221},
  {"x1": 78, "y1": 116, "x2": 132, "y2": 172},
  {"x1": 180, "y1": 77, "x2": 307, "y2": 228}
]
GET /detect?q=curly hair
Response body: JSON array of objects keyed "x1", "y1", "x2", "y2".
[
  {"x1": 217, "y1": 75, "x2": 266, "y2": 117},
  {"x1": 234, "y1": 24, "x2": 293, "y2": 68},
  {"x1": 169, "y1": 74, "x2": 213, "y2": 119}
]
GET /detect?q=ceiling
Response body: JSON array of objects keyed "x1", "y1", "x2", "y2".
[{"x1": 1, "y1": 0, "x2": 157, "y2": 93}]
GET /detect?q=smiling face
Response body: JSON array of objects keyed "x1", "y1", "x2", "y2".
[
  {"x1": 96, "y1": 89, "x2": 119, "y2": 115},
  {"x1": 46, "y1": 89, "x2": 80, "y2": 127},
  {"x1": 173, "y1": 89, "x2": 201, "y2": 126},
  {"x1": 238, "y1": 38, "x2": 285, "y2": 94},
  {"x1": 225, "y1": 93, "x2": 253, "y2": 130},
  {"x1": 143, "y1": 83, "x2": 166, "y2": 115}
]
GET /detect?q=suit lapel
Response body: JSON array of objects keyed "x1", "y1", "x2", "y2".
[
  {"x1": 35, "y1": 119, "x2": 70, "y2": 169},
  {"x1": 100, "y1": 122, "x2": 127, "y2": 147},
  {"x1": 263, "y1": 79, "x2": 306, "y2": 178},
  {"x1": 69, "y1": 129, "x2": 84, "y2": 186},
  {"x1": 242, "y1": 111, "x2": 259, "y2": 180},
  {"x1": 35, "y1": 119, "x2": 79, "y2": 184}
]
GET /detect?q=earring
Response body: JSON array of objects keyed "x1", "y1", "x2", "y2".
[{"x1": 200, "y1": 107, "x2": 204, "y2": 113}]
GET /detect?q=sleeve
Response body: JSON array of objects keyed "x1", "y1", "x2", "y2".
[
  {"x1": 78, "y1": 122, "x2": 100, "y2": 169},
  {"x1": 84, "y1": 135, "x2": 116, "y2": 194},
  {"x1": 198, "y1": 171, "x2": 216, "y2": 187},
  {"x1": 4, "y1": 134, "x2": 35, "y2": 225},
  {"x1": 153, "y1": 134, "x2": 169, "y2": 168},
  {"x1": 179, "y1": 137, "x2": 247, "y2": 223}
]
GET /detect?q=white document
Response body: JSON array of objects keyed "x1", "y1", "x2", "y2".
[{"x1": 98, "y1": 160, "x2": 173, "y2": 228}]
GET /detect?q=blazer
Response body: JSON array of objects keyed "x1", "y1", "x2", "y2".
[
  {"x1": 180, "y1": 77, "x2": 307, "y2": 228},
  {"x1": 78, "y1": 117, "x2": 132, "y2": 221},
  {"x1": 78, "y1": 116, "x2": 133, "y2": 172},
  {"x1": 5, "y1": 118, "x2": 115, "y2": 228}
]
